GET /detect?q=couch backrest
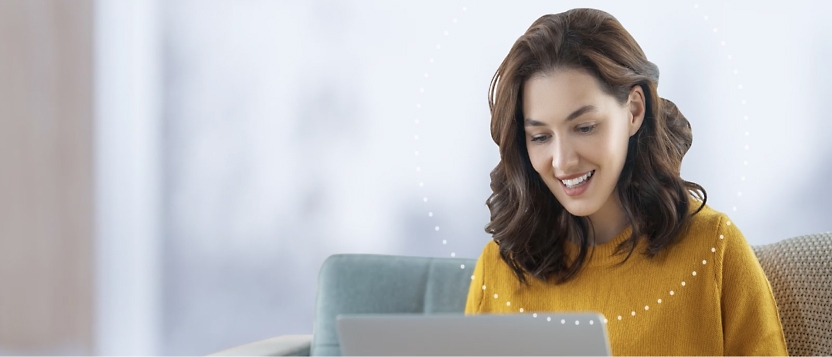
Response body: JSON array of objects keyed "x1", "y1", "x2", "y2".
[
  {"x1": 311, "y1": 233, "x2": 832, "y2": 356},
  {"x1": 310, "y1": 254, "x2": 476, "y2": 356},
  {"x1": 752, "y1": 232, "x2": 832, "y2": 356}
]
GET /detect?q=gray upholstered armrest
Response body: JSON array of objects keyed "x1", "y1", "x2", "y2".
[{"x1": 209, "y1": 334, "x2": 312, "y2": 356}]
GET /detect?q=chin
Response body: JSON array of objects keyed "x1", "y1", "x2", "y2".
[
  {"x1": 561, "y1": 204, "x2": 598, "y2": 217},
  {"x1": 545, "y1": 182, "x2": 602, "y2": 217},
  {"x1": 550, "y1": 193, "x2": 600, "y2": 217}
]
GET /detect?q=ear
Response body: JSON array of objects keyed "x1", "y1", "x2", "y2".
[{"x1": 627, "y1": 85, "x2": 646, "y2": 137}]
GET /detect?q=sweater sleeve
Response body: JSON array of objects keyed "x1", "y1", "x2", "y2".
[
  {"x1": 465, "y1": 243, "x2": 489, "y2": 315},
  {"x1": 718, "y1": 216, "x2": 788, "y2": 356}
]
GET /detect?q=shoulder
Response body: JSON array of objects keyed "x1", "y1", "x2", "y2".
[
  {"x1": 479, "y1": 239, "x2": 500, "y2": 258},
  {"x1": 472, "y1": 239, "x2": 519, "y2": 283},
  {"x1": 685, "y1": 198, "x2": 724, "y2": 231},
  {"x1": 681, "y1": 198, "x2": 760, "y2": 275},
  {"x1": 473, "y1": 240, "x2": 502, "y2": 273},
  {"x1": 466, "y1": 239, "x2": 506, "y2": 314},
  {"x1": 667, "y1": 198, "x2": 754, "y2": 268},
  {"x1": 683, "y1": 197, "x2": 741, "y2": 243}
]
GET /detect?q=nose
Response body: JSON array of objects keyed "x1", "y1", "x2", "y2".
[{"x1": 551, "y1": 137, "x2": 579, "y2": 174}]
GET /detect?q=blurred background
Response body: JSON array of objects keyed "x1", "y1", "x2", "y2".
[{"x1": 0, "y1": 0, "x2": 830, "y2": 355}]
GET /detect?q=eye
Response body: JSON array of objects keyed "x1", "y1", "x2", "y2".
[
  {"x1": 529, "y1": 134, "x2": 549, "y2": 143},
  {"x1": 577, "y1": 124, "x2": 597, "y2": 134}
]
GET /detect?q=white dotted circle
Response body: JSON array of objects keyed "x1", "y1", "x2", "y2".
[
  {"x1": 416, "y1": 3, "x2": 751, "y2": 328},
  {"x1": 413, "y1": 5, "x2": 468, "y2": 261}
]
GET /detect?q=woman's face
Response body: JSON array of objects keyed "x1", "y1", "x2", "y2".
[{"x1": 522, "y1": 68, "x2": 644, "y2": 218}]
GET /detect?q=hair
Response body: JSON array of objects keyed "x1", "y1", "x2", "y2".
[{"x1": 485, "y1": 8, "x2": 707, "y2": 286}]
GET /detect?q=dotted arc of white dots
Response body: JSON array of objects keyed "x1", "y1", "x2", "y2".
[
  {"x1": 416, "y1": 5, "x2": 471, "y2": 265},
  {"x1": 413, "y1": 7, "x2": 746, "y2": 326}
]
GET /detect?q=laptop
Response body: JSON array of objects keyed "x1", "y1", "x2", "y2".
[{"x1": 336, "y1": 312, "x2": 611, "y2": 356}]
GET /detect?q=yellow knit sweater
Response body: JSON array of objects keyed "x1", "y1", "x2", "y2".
[{"x1": 465, "y1": 202, "x2": 788, "y2": 356}]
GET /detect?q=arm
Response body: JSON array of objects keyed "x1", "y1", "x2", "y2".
[
  {"x1": 718, "y1": 216, "x2": 788, "y2": 356},
  {"x1": 465, "y1": 244, "x2": 488, "y2": 315}
]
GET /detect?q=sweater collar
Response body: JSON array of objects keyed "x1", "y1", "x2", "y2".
[{"x1": 563, "y1": 225, "x2": 640, "y2": 268}]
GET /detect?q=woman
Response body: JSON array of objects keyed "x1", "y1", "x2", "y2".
[{"x1": 465, "y1": 8, "x2": 788, "y2": 356}]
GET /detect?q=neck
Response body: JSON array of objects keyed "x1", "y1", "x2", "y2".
[{"x1": 586, "y1": 189, "x2": 629, "y2": 246}]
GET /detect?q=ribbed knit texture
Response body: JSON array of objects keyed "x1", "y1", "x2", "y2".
[{"x1": 465, "y1": 202, "x2": 788, "y2": 356}]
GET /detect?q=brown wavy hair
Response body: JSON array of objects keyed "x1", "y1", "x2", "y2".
[{"x1": 485, "y1": 8, "x2": 707, "y2": 286}]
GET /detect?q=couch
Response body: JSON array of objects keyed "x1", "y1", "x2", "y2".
[{"x1": 210, "y1": 232, "x2": 832, "y2": 356}]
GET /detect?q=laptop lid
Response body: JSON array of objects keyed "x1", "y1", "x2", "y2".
[{"x1": 336, "y1": 312, "x2": 611, "y2": 356}]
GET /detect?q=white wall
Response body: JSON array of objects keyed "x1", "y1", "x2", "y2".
[
  {"x1": 94, "y1": 0, "x2": 832, "y2": 354},
  {"x1": 94, "y1": 0, "x2": 162, "y2": 354}
]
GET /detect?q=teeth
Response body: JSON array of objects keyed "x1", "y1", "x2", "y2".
[{"x1": 561, "y1": 171, "x2": 593, "y2": 188}]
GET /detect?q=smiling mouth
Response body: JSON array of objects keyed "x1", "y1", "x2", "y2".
[{"x1": 560, "y1": 170, "x2": 594, "y2": 189}]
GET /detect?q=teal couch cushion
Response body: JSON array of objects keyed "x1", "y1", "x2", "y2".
[{"x1": 310, "y1": 254, "x2": 477, "y2": 356}]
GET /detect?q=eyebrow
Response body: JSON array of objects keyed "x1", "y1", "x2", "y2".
[{"x1": 524, "y1": 105, "x2": 597, "y2": 127}]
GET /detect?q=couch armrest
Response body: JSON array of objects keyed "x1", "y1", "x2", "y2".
[{"x1": 209, "y1": 334, "x2": 312, "y2": 356}]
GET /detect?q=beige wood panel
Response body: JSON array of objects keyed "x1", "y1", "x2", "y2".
[{"x1": 0, "y1": 0, "x2": 93, "y2": 354}]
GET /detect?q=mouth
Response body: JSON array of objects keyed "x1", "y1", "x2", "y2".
[
  {"x1": 560, "y1": 170, "x2": 595, "y2": 189},
  {"x1": 559, "y1": 170, "x2": 595, "y2": 197}
]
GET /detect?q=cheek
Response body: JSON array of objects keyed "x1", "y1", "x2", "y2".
[
  {"x1": 527, "y1": 147, "x2": 551, "y2": 174},
  {"x1": 596, "y1": 125, "x2": 630, "y2": 162}
]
